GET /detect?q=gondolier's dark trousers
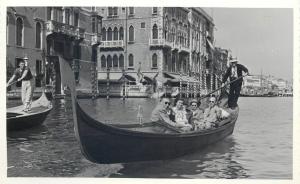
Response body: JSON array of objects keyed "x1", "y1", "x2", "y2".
[{"x1": 229, "y1": 79, "x2": 242, "y2": 108}]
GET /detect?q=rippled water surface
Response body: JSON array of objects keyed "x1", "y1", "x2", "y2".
[{"x1": 7, "y1": 97, "x2": 293, "y2": 178}]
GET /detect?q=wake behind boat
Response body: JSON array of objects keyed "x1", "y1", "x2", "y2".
[
  {"x1": 7, "y1": 92, "x2": 53, "y2": 131},
  {"x1": 57, "y1": 55, "x2": 240, "y2": 164}
]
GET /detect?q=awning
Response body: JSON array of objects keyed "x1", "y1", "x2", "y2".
[
  {"x1": 163, "y1": 72, "x2": 176, "y2": 79},
  {"x1": 126, "y1": 72, "x2": 163, "y2": 83},
  {"x1": 124, "y1": 72, "x2": 139, "y2": 82},
  {"x1": 124, "y1": 74, "x2": 136, "y2": 81},
  {"x1": 164, "y1": 73, "x2": 187, "y2": 82},
  {"x1": 164, "y1": 73, "x2": 198, "y2": 83},
  {"x1": 206, "y1": 39, "x2": 215, "y2": 51},
  {"x1": 141, "y1": 72, "x2": 159, "y2": 82}
]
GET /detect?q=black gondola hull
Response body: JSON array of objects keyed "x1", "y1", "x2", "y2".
[
  {"x1": 75, "y1": 103, "x2": 237, "y2": 164},
  {"x1": 56, "y1": 54, "x2": 239, "y2": 164},
  {"x1": 6, "y1": 92, "x2": 53, "y2": 131},
  {"x1": 7, "y1": 109, "x2": 51, "y2": 131}
]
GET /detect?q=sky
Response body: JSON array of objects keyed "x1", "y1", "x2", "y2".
[{"x1": 205, "y1": 8, "x2": 293, "y2": 81}]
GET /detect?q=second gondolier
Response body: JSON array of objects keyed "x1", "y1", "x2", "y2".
[{"x1": 7, "y1": 56, "x2": 34, "y2": 112}]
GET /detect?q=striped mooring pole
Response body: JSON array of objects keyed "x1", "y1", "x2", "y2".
[
  {"x1": 91, "y1": 62, "x2": 97, "y2": 99},
  {"x1": 179, "y1": 72, "x2": 182, "y2": 98},
  {"x1": 122, "y1": 69, "x2": 126, "y2": 100},
  {"x1": 187, "y1": 77, "x2": 190, "y2": 98},
  {"x1": 193, "y1": 79, "x2": 197, "y2": 99},
  {"x1": 106, "y1": 68, "x2": 110, "y2": 100}
]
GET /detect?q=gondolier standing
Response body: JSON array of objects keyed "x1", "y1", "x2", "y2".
[
  {"x1": 222, "y1": 59, "x2": 249, "y2": 109},
  {"x1": 7, "y1": 56, "x2": 34, "y2": 112}
]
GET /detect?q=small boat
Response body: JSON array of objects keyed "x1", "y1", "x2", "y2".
[
  {"x1": 7, "y1": 92, "x2": 53, "y2": 131},
  {"x1": 58, "y1": 55, "x2": 239, "y2": 164}
]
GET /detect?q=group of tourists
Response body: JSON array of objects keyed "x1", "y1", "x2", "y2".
[
  {"x1": 151, "y1": 96, "x2": 230, "y2": 132},
  {"x1": 151, "y1": 58, "x2": 249, "y2": 132}
]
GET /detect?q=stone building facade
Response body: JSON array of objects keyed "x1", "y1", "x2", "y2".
[
  {"x1": 97, "y1": 7, "x2": 222, "y2": 95},
  {"x1": 6, "y1": 7, "x2": 102, "y2": 95}
]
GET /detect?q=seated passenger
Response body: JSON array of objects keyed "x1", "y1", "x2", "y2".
[
  {"x1": 203, "y1": 96, "x2": 222, "y2": 129},
  {"x1": 151, "y1": 98, "x2": 188, "y2": 132},
  {"x1": 151, "y1": 98, "x2": 174, "y2": 124},
  {"x1": 188, "y1": 99, "x2": 205, "y2": 130},
  {"x1": 172, "y1": 98, "x2": 193, "y2": 131}
]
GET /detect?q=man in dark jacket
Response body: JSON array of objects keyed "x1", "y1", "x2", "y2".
[
  {"x1": 7, "y1": 57, "x2": 34, "y2": 112},
  {"x1": 222, "y1": 59, "x2": 249, "y2": 109}
]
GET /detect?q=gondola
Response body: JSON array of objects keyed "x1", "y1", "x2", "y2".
[
  {"x1": 58, "y1": 55, "x2": 239, "y2": 164},
  {"x1": 7, "y1": 92, "x2": 53, "y2": 131}
]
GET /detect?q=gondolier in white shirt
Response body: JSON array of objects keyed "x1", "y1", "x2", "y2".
[
  {"x1": 7, "y1": 56, "x2": 34, "y2": 112},
  {"x1": 222, "y1": 59, "x2": 249, "y2": 109}
]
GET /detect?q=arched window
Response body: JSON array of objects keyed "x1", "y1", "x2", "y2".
[
  {"x1": 128, "y1": 54, "x2": 134, "y2": 68},
  {"x1": 102, "y1": 28, "x2": 106, "y2": 41},
  {"x1": 107, "y1": 55, "x2": 112, "y2": 68},
  {"x1": 171, "y1": 54, "x2": 176, "y2": 72},
  {"x1": 92, "y1": 17, "x2": 97, "y2": 33},
  {"x1": 152, "y1": 24, "x2": 158, "y2": 39},
  {"x1": 119, "y1": 27, "x2": 124, "y2": 40},
  {"x1": 113, "y1": 7, "x2": 118, "y2": 16},
  {"x1": 101, "y1": 55, "x2": 106, "y2": 68},
  {"x1": 152, "y1": 53, "x2": 158, "y2": 68},
  {"x1": 65, "y1": 9, "x2": 70, "y2": 25},
  {"x1": 183, "y1": 59, "x2": 187, "y2": 74},
  {"x1": 113, "y1": 55, "x2": 118, "y2": 68},
  {"x1": 129, "y1": 26, "x2": 134, "y2": 42},
  {"x1": 113, "y1": 27, "x2": 118, "y2": 41},
  {"x1": 107, "y1": 27, "x2": 112, "y2": 41},
  {"x1": 119, "y1": 54, "x2": 124, "y2": 68},
  {"x1": 171, "y1": 27, "x2": 175, "y2": 42},
  {"x1": 16, "y1": 17, "x2": 23, "y2": 46},
  {"x1": 129, "y1": 7, "x2": 134, "y2": 15},
  {"x1": 152, "y1": 7, "x2": 158, "y2": 15},
  {"x1": 35, "y1": 22, "x2": 42, "y2": 49},
  {"x1": 108, "y1": 7, "x2": 113, "y2": 16}
]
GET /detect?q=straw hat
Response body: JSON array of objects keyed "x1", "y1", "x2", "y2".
[
  {"x1": 23, "y1": 56, "x2": 29, "y2": 60},
  {"x1": 189, "y1": 99, "x2": 199, "y2": 105},
  {"x1": 229, "y1": 59, "x2": 238, "y2": 63}
]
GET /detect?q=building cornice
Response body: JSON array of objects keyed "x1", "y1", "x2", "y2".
[{"x1": 190, "y1": 7, "x2": 214, "y2": 25}]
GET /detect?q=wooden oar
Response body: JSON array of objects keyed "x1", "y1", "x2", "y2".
[
  {"x1": 7, "y1": 80, "x2": 18, "y2": 88},
  {"x1": 199, "y1": 74, "x2": 248, "y2": 100}
]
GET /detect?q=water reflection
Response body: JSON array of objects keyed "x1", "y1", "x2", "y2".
[
  {"x1": 111, "y1": 137, "x2": 249, "y2": 178},
  {"x1": 6, "y1": 97, "x2": 292, "y2": 178}
]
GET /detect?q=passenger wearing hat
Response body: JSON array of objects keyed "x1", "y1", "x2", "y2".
[
  {"x1": 7, "y1": 56, "x2": 34, "y2": 112},
  {"x1": 222, "y1": 59, "x2": 249, "y2": 109},
  {"x1": 188, "y1": 99, "x2": 205, "y2": 130}
]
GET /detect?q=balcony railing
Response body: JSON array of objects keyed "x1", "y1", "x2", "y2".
[
  {"x1": 149, "y1": 38, "x2": 173, "y2": 48},
  {"x1": 45, "y1": 20, "x2": 85, "y2": 39},
  {"x1": 100, "y1": 40, "x2": 124, "y2": 48},
  {"x1": 149, "y1": 39, "x2": 190, "y2": 53},
  {"x1": 149, "y1": 38, "x2": 165, "y2": 46}
]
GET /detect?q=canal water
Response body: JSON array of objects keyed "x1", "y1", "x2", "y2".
[{"x1": 6, "y1": 97, "x2": 292, "y2": 179}]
